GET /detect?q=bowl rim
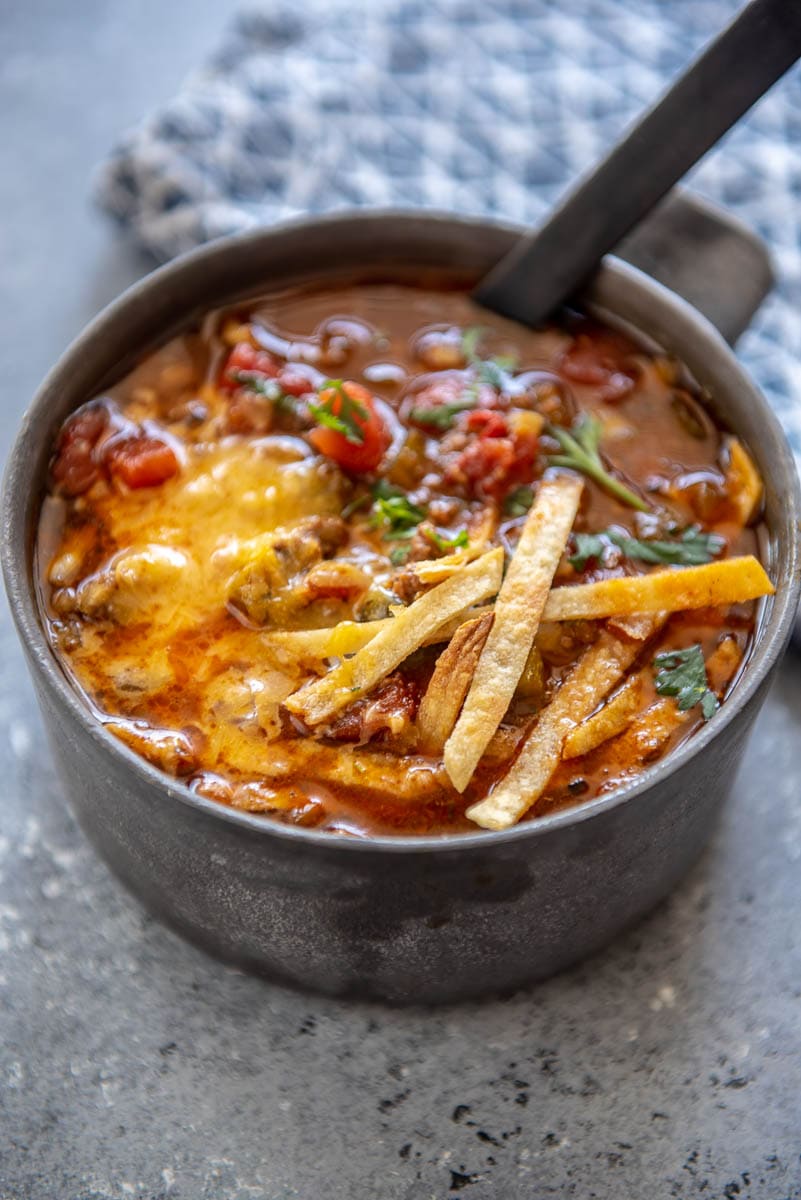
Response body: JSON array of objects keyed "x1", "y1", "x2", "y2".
[{"x1": 3, "y1": 206, "x2": 799, "y2": 857}]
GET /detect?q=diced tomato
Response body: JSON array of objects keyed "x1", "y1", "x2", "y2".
[
  {"x1": 446, "y1": 410, "x2": 539, "y2": 500},
  {"x1": 447, "y1": 437, "x2": 516, "y2": 498},
  {"x1": 220, "y1": 342, "x2": 281, "y2": 393},
  {"x1": 106, "y1": 437, "x2": 179, "y2": 489},
  {"x1": 560, "y1": 331, "x2": 636, "y2": 402},
  {"x1": 309, "y1": 381, "x2": 390, "y2": 474},
  {"x1": 50, "y1": 403, "x2": 110, "y2": 495},
  {"x1": 277, "y1": 368, "x2": 314, "y2": 397},
  {"x1": 465, "y1": 409, "x2": 509, "y2": 438}
]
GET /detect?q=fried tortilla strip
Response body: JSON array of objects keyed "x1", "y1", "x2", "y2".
[
  {"x1": 261, "y1": 606, "x2": 494, "y2": 668},
  {"x1": 542, "y1": 556, "x2": 773, "y2": 622},
  {"x1": 264, "y1": 556, "x2": 769, "y2": 669},
  {"x1": 725, "y1": 436, "x2": 763, "y2": 525},
  {"x1": 283, "y1": 548, "x2": 504, "y2": 726},
  {"x1": 258, "y1": 739, "x2": 450, "y2": 802},
  {"x1": 466, "y1": 617, "x2": 662, "y2": 830},
  {"x1": 562, "y1": 673, "x2": 642, "y2": 759},
  {"x1": 444, "y1": 475, "x2": 584, "y2": 793},
  {"x1": 417, "y1": 612, "x2": 494, "y2": 755},
  {"x1": 608, "y1": 697, "x2": 686, "y2": 771},
  {"x1": 263, "y1": 620, "x2": 381, "y2": 669},
  {"x1": 606, "y1": 613, "x2": 663, "y2": 641},
  {"x1": 706, "y1": 634, "x2": 743, "y2": 693}
]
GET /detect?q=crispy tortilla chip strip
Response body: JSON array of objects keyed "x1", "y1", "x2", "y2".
[
  {"x1": 606, "y1": 613, "x2": 664, "y2": 641},
  {"x1": 562, "y1": 674, "x2": 642, "y2": 759},
  {"x1": 542, "y1": 556, "x2": 773, "y2": 622},
  {"x1": 264, "y1": 557, "x2": 770, "y2": 668},
  {"x1": 417, "y1": 612, "x2": 494, "y2": 755},
  {"x1": 258, "y1": 739, "x2": 449, "y2": 802},
  {"x1": 564, "y1": 634, "x2": 742, "y2": 769},
  {"x1": 283, "y1": 548, "x2": 504, "y2": 726},
  {"x1": 706, "y1": 635, "x2": 743, "y2": 693},
  {"x1": 263, "y1": 621, "x2": 378, "y2": 669},
  {"x1": 466, "y1": 617, "x2": 662, "y2": 830},
  {"x1": 725, "y1": 436, "x2": 763, "y2": 526},
  {"x1": 444, "y1": 476, "x2": 584, "y2": 793},
  {"x1": 261, "y1": 607, "x2": 494, "y2": 668},
  {"x1": 609, "y1": 697, "x2": 686, "y2": 771}
]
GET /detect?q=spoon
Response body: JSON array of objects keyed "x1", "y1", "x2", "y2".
[{"x1": 474, "y1": 0, "x2": 801, "y2": 325}]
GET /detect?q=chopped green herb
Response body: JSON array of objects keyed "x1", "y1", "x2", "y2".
[
  {"x1": 568, "y1": 532, "x2": 608, "y2": 571},
  {"x1": 475, "y1": 359, "x2": 508, "y2": 390},
  {"x1": 383, "y1": 528, "x2": 418, "y2": 542},
  {"x1": 389, "y1": 545, "x2": 412, "y2": 566},
  {"x1": 460, "y1": 326, "x2": 485, "y2": 360},
  {"x1": 372, "y1": 479, "x2": 404, "y2": 501},
  {"x1": 503, "y1": 485, "x2": 535, "y2": 518},
  {"x1": 412, "y1": 331, "x2": 518, "y2": 430},
  {"x1": 341, "y1": 492, "x2": 371, "y2": 520},
  {"x1": 546, "y1": 416, "x2": 650, "y2": 512},
  {"x1": 367, "y1": 481, "x2": 426, "y2": 557},
  {"x1": 569, "y1": 525, "x2": 725, "y2": 571},
  {"x1": 610, "y1": 526, "x2": 725, "y2": 566},
  {"x1": 460, "y1": 326, "x2": 517, "y2": 392},
  {"x1": 231, "y1": 371, "x2": 290, "y2": 406},
  {"x1": 422, "y1": 527, "x2": 470, "y2": 554},
  {"x1": 410, "y1": 399, "x2": 477, "y2": 430},
  {"x1": 653, "y1": 644, "x2": 719, "y2": 719},
  {"x1": 371, "y1": 494, "x2": 426, "y2": 532},
  {"x1": 309, "y1": 379, "x2": 368, "y2": 445}
]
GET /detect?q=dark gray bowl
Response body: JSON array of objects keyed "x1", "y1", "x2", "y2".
[{"x1": 3, "y1": 211, "x2": 799, "y2": 1003}]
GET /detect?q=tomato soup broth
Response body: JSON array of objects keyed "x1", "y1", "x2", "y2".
[{"x1": 37, "y1": 282, "x2": 769, "y2": 836}]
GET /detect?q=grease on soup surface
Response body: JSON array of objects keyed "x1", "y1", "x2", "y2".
[{"x1": 38, "y1": 281, "x2": 771, "y2": 836}]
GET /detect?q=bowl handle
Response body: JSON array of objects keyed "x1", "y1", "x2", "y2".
[{"x1": 616, "y1": 189, "x2": 774, "y2": 345}]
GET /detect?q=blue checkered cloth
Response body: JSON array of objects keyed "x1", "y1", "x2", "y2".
[{"x1": 95, "y1": 0, "x2": 801, "y2": 462}]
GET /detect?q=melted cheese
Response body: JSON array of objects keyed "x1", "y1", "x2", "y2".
[
  {"x1": 51, "y1": 436, "x2": 350, "y2": 777},
  {"x1": 64, "y1": 436, "x2": 346, "y2": 630}
]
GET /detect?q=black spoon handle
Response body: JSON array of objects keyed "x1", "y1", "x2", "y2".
[{"x1": 474, "y1": 0, "x2": 801, "y2": 325}]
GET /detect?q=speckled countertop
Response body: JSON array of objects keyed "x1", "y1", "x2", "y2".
[{"x1": 1, "y1": 4, "x2": 800, "y2": 1199}]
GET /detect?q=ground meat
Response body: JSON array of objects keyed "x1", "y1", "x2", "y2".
[
  {"x1": 324, "y1": 675, "x2": 419, "y2": 746},
  {"x1": 226, "y1": 515, "x2": 349, "y2": 626}
]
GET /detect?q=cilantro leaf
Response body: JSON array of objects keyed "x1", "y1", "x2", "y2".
[
  {"x1": 546, "y1": 416, "x2": 650, "y2": 512},
  {"x1": 568, "y1": 532, "x2": 607, "y2": 571},
  {"x1": 309, "y1": 380, "x2": 368, "y2": 445},
  {"x1": 475, "y1": 358, "x2": 514, "y2": 390},
  {"x1": 653, "y1": 644, "x2": 719, "y2": 719},
  {"x1": 411, "y1": 331, "x2": 518, "y2": 430},
  {"x1": 608, "y1": 527, "x2": 725, "y2": 566},
  {"x1": 368, "y1": 481, "x2": 426, "y2": 559},
  {"x1": 460, "y1": 326, "x2": 485, "y2": 360},
  {"x1": 423, "y1": 527, "x2": 469, "y2": 554},
  {"x1": 341, "y1": 492, "x2": 371, "y2": 520},
  {"x1": 503, "y1": 485, "x2": 535, "y2": 518},
  {"x1": 568, "y1": 525, "x2": 725, "y2": 572},
  {"x1": 371, "y1": 494, "x2": 426, "y2": 532},
  {"x1": 231, "y1": 371, "x2": 290, "y2": 406},
  {"x1": 410, "y1": 399, "x2": 477, "y2": 430},
  {"x1": 568, "y1": 528, "x2": 724, "y2": 573},
  {"x1": 372, "y1": 479, "x2": 404, "y2": 501}
]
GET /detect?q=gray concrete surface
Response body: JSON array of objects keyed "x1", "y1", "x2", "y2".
[{"x1": 1, "y1": 3, "x2": 800, "y2": 1197}]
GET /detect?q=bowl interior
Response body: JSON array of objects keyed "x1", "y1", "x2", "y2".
[{"x1": 3, "y1": 209, "x2": 799, "y2": 852}]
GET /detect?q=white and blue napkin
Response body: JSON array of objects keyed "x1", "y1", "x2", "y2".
[{"x1": 95, "y1": 0, "x2": 801, "y2": 461}]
